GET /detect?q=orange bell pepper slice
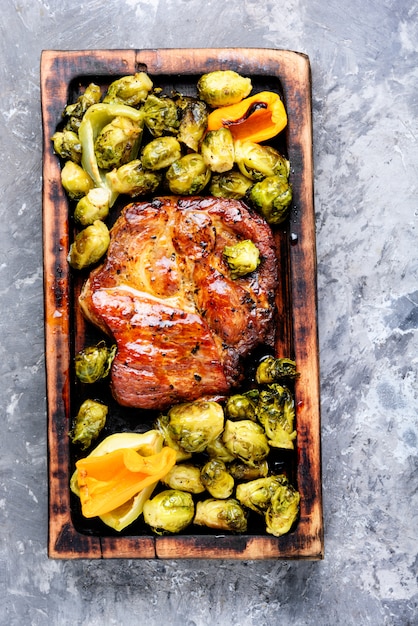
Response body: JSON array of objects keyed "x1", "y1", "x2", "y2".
[
  {"x1": 206, "y1": 91, "x2": 287, "y2": 144},
  {"x1": 76, "y1": 445, "x2": 177, "y2": 518}
]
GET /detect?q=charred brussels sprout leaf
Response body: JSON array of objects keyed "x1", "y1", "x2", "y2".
[
  {"x1": 201, "y1": 128, "x2": 235, "y2": 173},
  {"x1": 67, "y1": 220, "x2": 110, "y2": 270},
  {"x1": 103, "y1": 73, "x2": 153, "y2": 106},
  {"x1": 143, "y1": 489, "x2": 195, "y2": 534},
  {"x1": 75, "y1": 340, "x2": 117, "y2": 384},
  {"x1": 194, "y1": 498, "x2": 248, "y2": 533},
  {"x1": 197, "y1": 70, "x2": 252, "y2": 107},
  {"x1": 223, "y1": 239, "x2": 260, "y2": 279},
  {"x1": 69, "y1": 399, "x2": 108, "y2": 450},
  {"x1": 142, "y1": 94, "x2": 180, "y2": 137},
  {"x1": 166, "y1": 153, "x2": 210, "y2": 195},
  {"x1": 249, "y1": 174, "x2": 293, "y2": 225}
]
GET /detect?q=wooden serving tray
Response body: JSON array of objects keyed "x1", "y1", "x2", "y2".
[{"x1": 41, "y1": 48, "x2": 323, "y2": 559}]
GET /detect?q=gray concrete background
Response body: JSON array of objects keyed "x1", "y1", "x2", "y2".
[{"x1": 1, "y1": 0, "x2": 417, "y2": 624}]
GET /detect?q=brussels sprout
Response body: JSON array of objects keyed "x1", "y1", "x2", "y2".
[
  {"x1": 142, "y1": 94, "x2": 180, "y2": 137},
  {"x1": 158, "y1": 400, "x2": 224, "y2": 454},
  {"x1": 141, "y1": 136, "x2": 182, "y2": 170},
  {"x1": 225, "y1": 393, "x2": 258, "y2": 421},
  {"x1": 223, "y1": 239, "x2": 260, "y2": 279},
  {"x1": 265, "y1": 478, "x2": 300, "y2": 537},
  {"x1": 61, "y1": 160, "x2": 94, "y2": 200},
  {"x1": 75, "y1": 340, "x2": 117, "y2": 383},
  {"x1": 234, "y1": 140, "x2": 290, "y2": 181},
  {"x1": 143, "y1": 489, "x2": 195, "y2": 534},
  {"x1": 206, "y1": 435, "x2": 236, "y2": 463},
  {"x1": 63, "y1": 83, "x2": 102, "y2": 132},
  {"x1": 255, "y1": 383, "x2": 296, "y2": 450},
  {"x1": 166, "y1": 153, "x2": 210, "y2": 195},
  {"x1": 197, "y1": 70, "x2": 252, "y2": 107},
  {"x1": 249, "y1": 174, "x2": 293, "y2": 225},
  {"x1": 200, "y1": 128, "x2": 235, "y2": 173},
  {"x1": 228, "y1": 460, "x2": 269, "y2": 481},
  {"x1": 194, "y1": 498, "x2": 248, "y2": 533},
  {"x1": 103, "y1": 72, "x2": 153, "y2": 106},
  {"x1": 51, "y1": 129, "x2": 82, "y2": 163},
  {"x1": 162, "y1": 463, "x2": 205, "y2": 494},
  {"x1": 94, "y1": 115, "x2": 142, "y2": 170},
  {"x1": 74, "y1": 187, "x2": 111, "y2": 226},
  {"x1": 255, "y1": 356, "x2": 299, "y2": 385},
  {"x1": 236, "y1": 475, "x2": 287, "y2": 514},
  {"x1": 209, "y1": 170, "x2": 253, "y2": 199},
  {"x1": 222, "y1": 419, "x2": 269, "y2": 467},
  {"x1": 106, "y1": 160, "x2": 162, "y2": 197},
  {"x1": 200, "y1": 459, "x2": 234, "y2": 499},
  {"x1": 67, "y1": 220, "x2": 110, "y2": 270},
  {"x1": 69, "y1": 398, "x2": 108, "y2": 450},
  {"x1": 176, "y1": 96, "x2": 209, "y2": 151}
]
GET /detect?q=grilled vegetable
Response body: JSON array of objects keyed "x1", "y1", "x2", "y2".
[
  {"x1": 234, "y1": 140, "x2": 290, "y2": 181},
  {"x1": 142, "y1": 93, "x2": 180, "y2": 137},
  {"x1": 141, "y1": 136, "x2": 182, "y2": 170},
  {"x1": 194, "y1": 498, "x2": 248, "y2": 532},
  {"x1": 200, "y1": 128, "x2": 235, "y2": 173},
  {"x1": 249, "y1": 174, "x2": 293, "y2": 225},
  {"x1": 255, "y1": 356, "x2": 299, "y2": 385},
  {"x1": 200, "y1": 459, "x2": 234, "y2": 499},
  {"x1": 197, "y1": 70, "x2": 252, "y2": 107},
  {"x1": 103, "y1": 73, "x2": 153, "y2": 106},
  {"x1": 209, "y1": 170, "x2": 253, "y2": 199},
  {"x1": 176, "y1": 96, "x2": 209, "y2": 151},
  {"x1": 143, "y1": 489, "x2": 195, "y2": 534},
  {"x1": 166, "y1": 153, "x2": 210, "y2": 195},
  {"x1": 256, "y1": 383, "x2": 297, "y2": 449},
  {"x1": 265, "y1": 477, "x2": 300, "y2": 537},
  {"x1": 60, "y1": 160, "x2": 94, "y2": 200},
  {"x1": 106, "y1": 160, "x2": 162, "y2": 197},
  {"x1": 69, "y1": 399, "x2": 108, "y2": 450},
  {"x1": 74, "y1": 187, "x2": 110, "y2": 226},
  {"x1": 223, "y1": 239, "x2": 260, "y2": 279},
  {"x1": 67, "y1": 220, "x2": 110, "y2": 270},
  {"x1": 74, "y1": 340, "x2": 116, "y2": 384},
  {"x1": 222, "y1": 419, "x2": 270, "y2": 467},
  {"x1": 51, "y1": 129, "x2": 82, "y2": 163},
  {"x1": 161, "y1": 463, "x2": 205, "y2": 494}
]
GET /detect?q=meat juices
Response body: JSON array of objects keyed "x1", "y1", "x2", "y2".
[{"x1": 79, "y1": 196, "x2": 279, "y2": 410}]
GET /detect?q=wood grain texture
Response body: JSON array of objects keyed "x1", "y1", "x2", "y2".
[{"x1": 41, "y1": 48, "x2": 323, "y2": 560}]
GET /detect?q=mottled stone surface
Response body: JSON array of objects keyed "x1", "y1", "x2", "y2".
[{"x1": 1, "y1": 0, "x2": 417, "y2": 624}]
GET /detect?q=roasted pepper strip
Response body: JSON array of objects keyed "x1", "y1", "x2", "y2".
[
  {"x1": 206, "y1": 91, "x2": 287, "y2": 144},
  {"x1": 76, "y1": 445, "x2": 176, "y2": 518}
]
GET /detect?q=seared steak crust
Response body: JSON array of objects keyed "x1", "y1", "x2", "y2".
[{"x1": 79, "y1": 196, "x2": 278, "y2": 410}]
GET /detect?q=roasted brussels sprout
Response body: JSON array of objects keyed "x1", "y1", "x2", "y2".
[
  {"x1": 256, "y1": 384, "x2": 296, "y2": 449},
  {"x1": 67, "y1": 220, "x2": 110, "y2": 270},
  {"x1": 234, "y1": 140, "x2": 290, "y2": 181},
  {"x1": 223, "y1": 239, "x2": 260, "y2": 279},
  {"x1": 51, "y1": 129, "x2": 82, "y2": 163},
  {"x1": 200, "y1": 128, "x2": 235, "y2": 173},
  {"x1": 222, "y1": 419, "x2": 269, "y2": 467},
  {"x1": 161, "y1": 463, "x2": 205, "y2": 494},
  {"x1": 249, "y1": 174, "x2": 293, "y2": 225},
  {"x1": 69, "y1": 398, "x2": 108, "y2": 450},
  {"x1": 157, "y1": 400, "x2": 224, "y2": 454},
  {"x1": 74, "y1": 187, "x2": 110, "y2": 226},
  {"x1": 256, "y1": 356, "x2": 299, "y2": 385},
  {"x1": 74, "y1": 340, "x2": 117, "y2": 384},
  {"x1": 265, "y1": 477, "x2": 300, "y2": 537},
  {"x1": 60, "y1": 160, "x2": 94, "y2": 200},
  {"x1": 197, "y1": 70, "x2": 252, "y2": 107},
  {"x1": 236, "y1": 475, "x2": 287, "y2": 514},
  {"x1": 225, "y1": 393, "x2": 258, "y2": 421},
  {"x1": 200, "y1": 459, "x2": 234, "y2": 499},
  {"x1": 209, "y1": 170, "x2": 253, "y2": 199},
  {"x1": 194, "y1": 498, "x2": 248, "y2": 533},
  {"x1": 142, "y1": 94, "x2": 180, "y2": 137},
  {"x1": 176, "y1": 96, "x2": 209, "y2": 151},
  {"x1": 141, "y1": 136, "x2": 182, "y2": 171},
  {"x1": 106, "y1": 159, "x2": 162, "y2": 197},
  {"x1": 166, "y1": 153, "x2": 210, "y2": 195},
  {"x1": 143, "y1": 489, "x2": 195, "y2": 534},
  {"x1": 63, "y1": 83, "x2": 102, "y2": 132},
  {"x1": 94, "y1": 115, "x2": 142, "y2": 170},
  {"x1": 228, "y1": 460, "x2": 269, "y2": 482},
  {"x1": 103, "y1": 72, "x2": 153, "y2": 106},
  {"x1": 206, "y1": 435, "x2": 236, "y2": 463}
]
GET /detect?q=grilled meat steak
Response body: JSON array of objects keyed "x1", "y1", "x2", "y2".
[{"x1": 79, "y1": 196, "x2": 279, "y2": 410}]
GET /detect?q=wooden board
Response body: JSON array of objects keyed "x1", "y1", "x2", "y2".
[{"x1": 41, "y1": 48, "x2": 323, "y2": 559}]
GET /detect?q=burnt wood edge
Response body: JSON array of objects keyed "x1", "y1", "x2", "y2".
[{"x1": 41, "y1": 48, "x2": 323, "y2": 559}]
